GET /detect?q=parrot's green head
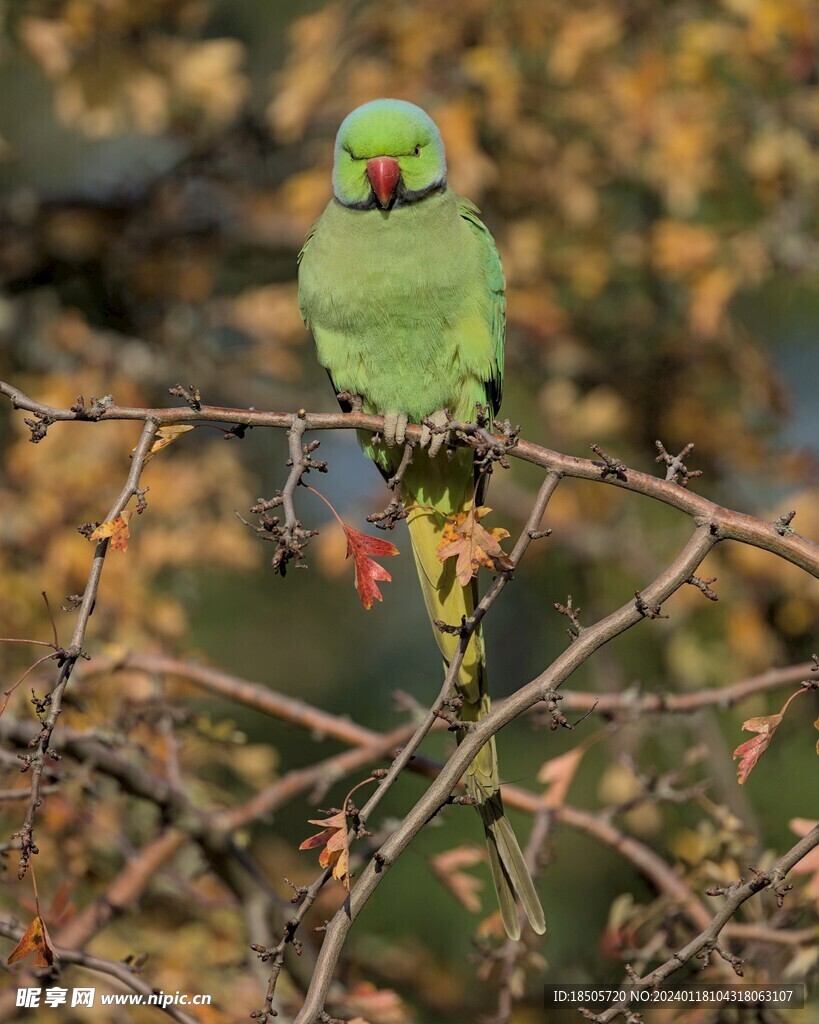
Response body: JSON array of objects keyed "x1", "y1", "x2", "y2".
[{"x1": 332, "y1": 99, "x2": 447, "y2": 211}]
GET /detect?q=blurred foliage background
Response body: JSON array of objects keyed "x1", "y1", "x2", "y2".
[{"x1": 0, "y1": 1, "x2": 817, "y2": 1021}]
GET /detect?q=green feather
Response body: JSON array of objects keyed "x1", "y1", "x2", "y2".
[{"x1": 298, "y1": 99, "x2": 544, "y2": 938}]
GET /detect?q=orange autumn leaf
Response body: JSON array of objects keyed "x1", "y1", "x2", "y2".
[
  {"x1": 89, "y1": 509, "x2": 132, "y2": 551},
  {"x1": 732, "y1": 688, "x2": 805, "y2": 784},
  {"x1": 428, "y1": 844, "x2": 485, "y2": 914},
  {"x1": 7, "y1": 915, "x2": 56, "y2": 967},
  {"x1": 299, "y1": 777, "x2": 375, "y2": 888},
  {"x1": 343, "y1": 524, "x2": 398, "y2": 610},
  {"x1": 300, "y1": 806, "x2": 351, "y2": 883},
  {"x1": 436, "y1": 505, "x2": 513, "y2": 586}
]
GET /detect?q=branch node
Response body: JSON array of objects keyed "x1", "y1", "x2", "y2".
[
  {"x1": 554, "y1": 595, "x2": 583, "y2": 641},
  {"x1": 433, "y1": 707, "x2": 474, "y2": 732},
  {"x1": 23, "y1": 413, "x2": 55, "y2": 443},
  {"x1": 654, "y1": 440, "x2": 702, "y2": 487},
  {"x1": 88, "y1": 394, "x2": 114, "y2": 420},
  {"x1": 713, "y1": 941, "x2": 746, "y2": 976},
  {"x1": 168, "y1": 383, "x2": 202, "y2": 411},
  {"x1": 687, "y1": 574, "x2": 718, "y2": 601},
  {"x1": 590, "y1": 442, "x2": 627, "y2": 481},
  {"x1": 540, "y1": 688, "x2": 573, "y2": 730},
  {"x1": 634, "y1": 590, "x2": 668, "y2": 620},
  {"x1": 433, "y1": 615, "x2": 469, "y2": 638},
  {"x1": 773, "y1": 510, "x2": 796, "y2": 535},
  {"x1": 283, "y1": 877, "x2": 308, "y2": 903}
]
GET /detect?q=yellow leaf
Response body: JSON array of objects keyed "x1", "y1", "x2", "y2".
[
  {"x1": 89, "y1": 510, "x2": 132, "y2": 551},
  {"x1": 141, "y1": 423, "x2": 195, "y2": 462}
]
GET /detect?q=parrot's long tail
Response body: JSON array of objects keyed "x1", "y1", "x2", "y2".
[{"x1": 404, "y1": 490, "x2": 546, "y2": 940}]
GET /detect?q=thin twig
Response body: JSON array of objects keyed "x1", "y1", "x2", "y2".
[{"x1": 12, "y1": 418, "x2": 159, "y2": 879}]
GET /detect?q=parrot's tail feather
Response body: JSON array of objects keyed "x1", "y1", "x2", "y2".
[
  {"x1": 404, "y1": 496, "x2": 546, "y2": 939},
  {"x1": 484, "y1": 809, "x2": 522, "y2": 941},
  {"x1": 479, "y1": 795, "x2": 547, "y2": 937}
]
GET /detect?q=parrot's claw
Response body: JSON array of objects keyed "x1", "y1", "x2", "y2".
[
  {"x1": 383, "y1": 411, "x2": 408, "y2": 447},
  {"x1": 420, "y1": 409, "x2": 450, "y2": 457}
]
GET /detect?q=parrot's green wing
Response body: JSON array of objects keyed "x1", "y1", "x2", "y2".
[
  {"x1": 297, "y1": 220, "x2": 318, "y2": 329},
  {"x1": 457, "y1": 198, "x2": 505, "y2": 416},
  {"x1": 298, "y1": 214, "x2": 354, "y2": 413}
]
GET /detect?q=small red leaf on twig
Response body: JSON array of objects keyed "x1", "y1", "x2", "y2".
[
  {"x1": 733, "y1": 733, "x2": 773, "y2": 785},
  {"x1": 343, "y1": 524, "x2": 398, "y2": 610},
  {"x1": 436, "y1": 505, "x2": 513, "y2": 586},
  {"x1": 304, "y1": 486, "x2": 399, "y2": 609},
  {"x1": 732, "y1": 688, "x2": 806, "y2": 784}
]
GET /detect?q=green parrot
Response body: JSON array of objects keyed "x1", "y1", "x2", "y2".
[{"x1": 297, "y1": 98, "x2": 545, "y2": 939}]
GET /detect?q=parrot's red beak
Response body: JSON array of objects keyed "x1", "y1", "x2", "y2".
[{"x1": 366, "y1": 156, "x2": 401, "y2": 208}]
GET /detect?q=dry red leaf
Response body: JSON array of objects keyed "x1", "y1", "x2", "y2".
[
  {"x1": 436, "y1": 505, "x2": 513, "y2": 586},
  {"x1": 89, "y1": 510, "x2": 132, "y2": 551},
  {"x1": 299, "y1": 778, "x2": 375, "y2": 888},
  {"x1": 732, "y1": 688, "x2": 806, "y2": 784},
  {"x1": 300, "y1": 806, "x2": 351, "y2": 883},
  {"x1": 733, "y1": 732, "x2": 773, "y2": 785},
  {"x1": 343, "y1": 524, "x2": 398, "y2": 610},
  {"x1": 7, "y1": 915, "x2": 56, "y2": 967}
]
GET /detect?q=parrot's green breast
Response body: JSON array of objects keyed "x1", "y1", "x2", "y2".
[{"x1": 298, "y1": 188, "x2": 497, "y2": 423}]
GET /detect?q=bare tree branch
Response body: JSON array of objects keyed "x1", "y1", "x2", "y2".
[
  {"x1": 1, "y1": 384, "x2": 815, "y2": 575},
  {"x1": 2, "y1": 381, "x2": 816, "y2": 1023}
]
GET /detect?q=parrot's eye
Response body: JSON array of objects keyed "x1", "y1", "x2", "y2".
[{"x1": 413, "y1": 145, "x2": 422, "y2": 156}]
